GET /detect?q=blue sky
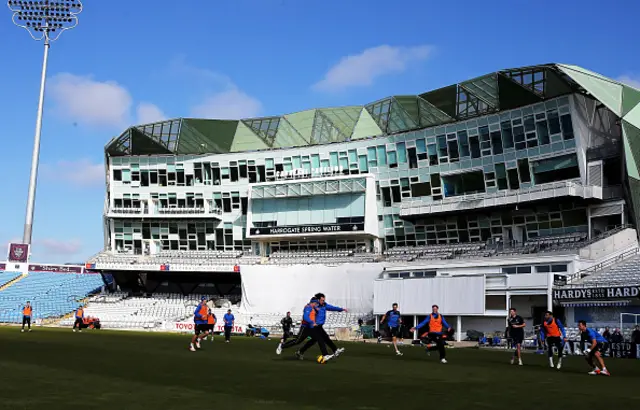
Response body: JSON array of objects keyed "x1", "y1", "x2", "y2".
[{"x1": 0, "y1": 0, "x2": 639, "y2": 263}]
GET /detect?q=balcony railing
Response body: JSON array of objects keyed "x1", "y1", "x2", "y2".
[{"x1": 400, "y1": 180, "x2": 602, "y2": 217}]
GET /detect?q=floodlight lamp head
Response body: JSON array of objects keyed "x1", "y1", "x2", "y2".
[{"x1": 7, "y1": 0, "x2": 83, "y2": 42}]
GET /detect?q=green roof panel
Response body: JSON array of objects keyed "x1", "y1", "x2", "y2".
[
  {"x1": 231, "y1": 121, "x2": 269, "y2": 152},
  {"x1": 622, "y1": 85, "x2": 640, "y2": 118},
  {"x1": 318, "y1": 106, "x2": 362, "y2": 138},
  {"x1": 622, "y1": 121, "x2": 640, "y2": 180},
  {"x1": 274, "y1": 116, "x2": 309, "y2": 148},
  {"x1": 558, "y1": 64, "x2": 623, "y2": 115},
  {"x1": 283, "y1": 110, "x2": 316, "y2": 143},
  {"x1": 351, "y1": 108, "x2": 383, "y2": 140},
  {"x1": 459, "y1": 74, "x2": 499, "y2": 108}
]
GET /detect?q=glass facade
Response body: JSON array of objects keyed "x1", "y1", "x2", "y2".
[{"x1": 104, "y1": 93, "x2": 616, "y2": 255}]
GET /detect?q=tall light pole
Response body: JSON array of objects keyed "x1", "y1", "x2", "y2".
[{"x1": 7, "y1": 0, "x2": 83, "y2": 245}]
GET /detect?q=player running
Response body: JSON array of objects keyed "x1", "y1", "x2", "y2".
[
  {"x1": 276, "y1": 299, "x2": 333, "y2": 363},
  {"x1": 540, "y1": 311, "x2": 566, "y2": 369},
  {"x1": 410, "y1": 305, "x2": 451, "y2": 364},
  {"x1": 507, "y1": 308, "x2": 525, "y2": 365},
  {"x1": 578, "y1": 320, "x2": 610, "y2": 376},
  {"x1": 207, "y1": 306, "x2": 217, "y2": 342},
  {"x1": 223, "y1": 309, "x2": 235, "y2": 343},
  {"x1": 21, "y1": 301, "x2": 32, "y2": 333},
  {"x1": 297, "y1": 293, "x2": 346, "y2": 359},
  {"x1": 72, "y1": 305, "x2": 84, "y2": 332},
  {"x1": 380, "y1": 303, "x2": 403, "y2": 356},
  {"x1": 189, "y1": 297, "x2": 210, "y2": 352}
]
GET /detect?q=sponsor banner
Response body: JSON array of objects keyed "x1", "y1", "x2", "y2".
[
  {"x1": 166, "y1": 321, "x2": 246, "y2": 334},
  {"x1": 553, "y1": 286, "x2": 640, "y2": 301},
  {"x1": 0, "y1": 263, "x2": 5, "y2": 271},
  {"x1": 29, "y1": 264, "x2": 83, "y2": 273},
  {"x1": 7, "y1": 243, "x2": 29, "y2": 263},
  {"x1": 557, "y1": 341, "x2": 639, "y2": 359},
  {"x1": 249, "y1": 223, "x2": 365, "y2": 236}
]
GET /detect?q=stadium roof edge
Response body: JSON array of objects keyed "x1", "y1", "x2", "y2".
[{"x1": 105, "y1": 63, "x2": 640, "y2": 157}]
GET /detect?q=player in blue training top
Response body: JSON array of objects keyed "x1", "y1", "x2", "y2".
[
  {"x1": 380, "y1": 303, "x2": 403, "y2": 356},
  {"x1": 578, "y1": 320, "x2": 610, "y2": 376}
]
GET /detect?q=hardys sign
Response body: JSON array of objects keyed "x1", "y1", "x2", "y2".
[
  {"x1": 553, "y1": 286, "x2": 640, "y2": 301},
  {"x1": 249, "y1": 223, "x2": 365, "y2": 236},
  {"x1": 559, "y1": 341, "x2": 640, "y2": 359}
]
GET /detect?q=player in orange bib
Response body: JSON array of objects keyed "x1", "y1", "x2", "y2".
[
  {"x1": 410, "y1": 305, "x2": 452, "y2": 364},
  {"x1": 21, "y1": 301, "x2": 33, "y2": 333},
  {"x1": 207, "y1": 307, "x2": 217, "y2": 342}
]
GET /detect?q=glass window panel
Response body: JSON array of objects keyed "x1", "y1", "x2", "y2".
[
  {"x1": 416, "y1": 139, "x2": 427, "y2": 154},
  {"x1": 329, "y1": 152, "x2": 339, "y2": 167},
  {"x1": 387, "y1": 151, "x2": 398, "y2": 165},
  {"x1": 560, "y1": 114, "x2": 574, "y2": 140},
  {"x1": 377, "y1": 146, "x2": 387, "y2": 165},
  {"x1": 367, "y1": 147, "x2": 377, "y2": 161},
  {"x1": 501, "y1": 121, "x2": 514, "y2": 149},
  {"x1": 547, "y1": 110, "x2": 561, "y2": 134},
  {"x1": 358, "y1": 155, "x2": 368, "y2": 172},
  {"x1": 536, "y1": 121, "x2": 550, "y2": 145},
  {"x1": 396, "y1": 142, "x2": 407, "y2": 163},
  {"x1": 311, "y1": 154, "x2": 320, "y2": 168},
  {"x1": 348, "y1": 150, "x2": 357, "y2": 163}
]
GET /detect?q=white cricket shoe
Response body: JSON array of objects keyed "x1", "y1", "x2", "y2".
[
  {"x1": 518, "y1": 358, "x2": 523, "y2": 366},
  {"x1": 276, "y1": 343, "x2": 283, "y2": 355},
  {"x1": 510, "y1": 358, "x2": 515, "y2": 365},
  {"x1": 549, "y1": 358, "x2": 554, "y2": 368},
  {"x1": 396, "y1": 351, "x2": 403, "y2": 356},
  {"x1": 588, "y1": 368, "x2": 601, "y2": 375},
  {"x1": 440, "y1": 359, "x2": 448, "y2": 364},
  {"x1": 556, "y1": 358, "x2": 563, "y2": 370},
  {"x1": 335, "y1": 347, "x2": 345, "y2": 357},
  {"x1": 195, "y1": 341, "x2": 201, "y2": 349},
  {"x1": 189, "y1": 345, "x2": 196, "y2": 352},
  {"x1": 323, "y1": 354, "x2": 334, "y2": 362}
]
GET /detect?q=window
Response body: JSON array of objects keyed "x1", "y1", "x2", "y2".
[{"x1": 112, "y1": 169, "x2": 122, "y2": 181}]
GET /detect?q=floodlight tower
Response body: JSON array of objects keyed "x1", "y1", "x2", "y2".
[{"x1": 7, "y1": 0, "x2": 83, "y2": 245}]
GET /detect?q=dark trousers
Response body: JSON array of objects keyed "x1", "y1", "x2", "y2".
[
  {"x1": 282, "y1": 326, "x2": 328, "y2": 356},
  {"x1": 73, "y1": 318, "x2": 83, "y2": 330},
  {"x1": 546, "y1": 336, "x2": 564, "y2": 358},
  {"x1": 425, "y1": 332, "x2": 446, "y2": 360},
  {"x1": 224, "y1": 326, "x2": 232, "y2": 341},
  {"x1": 22, "y1": 316, "x2": 31, "y2": 329},
  {"x1": 300, "y1": 325, "x2": 337, "y2": 354},
  {"x1": 282, "y1": 327, "x2": 291, "y2": 342}
]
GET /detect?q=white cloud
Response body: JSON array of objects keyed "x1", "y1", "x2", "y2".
[
  {"x1": 313, "y1": 45, "x2": 433, "y2": 92},
  {"x1": 167, "y1": 57, "x2": 263, "y2": 119},
  {"x1": 618, "y1": 75, "x2": 640, "y2": 90},
  {"x1": 190, "y1": 89, "x2": 263, "y2": 119},
  {"x1": 38, "y1": 238, "x2": 82, "y2": 255},
  {"x1": 136, "y1": 102, "x2": 166, "y2": 124},
  {"x1": 41, "y1": 158, "x2": 104, "y2": 188},
  {"x1": 48, "y1": 73, "x2": 133, "y2": 128}
]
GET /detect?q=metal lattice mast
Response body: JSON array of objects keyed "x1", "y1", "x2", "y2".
[{"x1": 6, "y1": 0, "x2": 83, "y2": 245}]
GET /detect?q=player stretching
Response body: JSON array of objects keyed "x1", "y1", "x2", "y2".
[
  {"x1": 189, "y1": 297, "x2": 210, "y2": 352},
  {"x1": 540, "y1": 311, "x2": 566, "y2": 369},
  {"x1": 21, "y1": 301, "x2": 33, "y2": 333},
  {"x1": 72, "y1": 305, "x2": 84, "y2": 332},
  {"x1": 508, "y1": 308, "x2": 525, "y2": 365},
  {"x1": 207, "y1": 306, "x2": 216, "y2": 342},
  {"x1": 578, "y1": 320, "x2": 610, "y2": 376},
  {"x1": 297, "y1": 293, "x2": 346, "y2": 359},
  {"x1": 410, "y1": 305, "x2": 451, "y2": 364},
  {"x1": 380, "y1": 303, "x2": 403, "y2": 356},
  {"x1": 277, "y1": 299, "x2": 333, "y2": 363}
]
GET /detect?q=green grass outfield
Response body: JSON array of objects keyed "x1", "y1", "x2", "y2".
[{"x1": 0, "y1": 327, "x2": 638, "y2": 410}]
